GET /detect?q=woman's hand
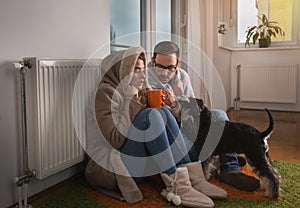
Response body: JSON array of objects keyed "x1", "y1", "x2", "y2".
[
  {"x1": 124, "y1": 85, "x2": 139, "y2": 99},
  {"x1": 124, "y1": 85, "x2": 149, "y2": 107},
  {"x1": 138, "y1": 88, "x2": 149, "y2": 106}
]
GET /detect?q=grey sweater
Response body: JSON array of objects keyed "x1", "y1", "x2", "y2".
[{"x1": 147, "y1": 64, "x2": 195, "y2": 99}]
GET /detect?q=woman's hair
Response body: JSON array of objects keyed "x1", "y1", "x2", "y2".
[
  {"x1": 153, "y1": 41, "x2": 180, "y2": 60},
  {"x1": 138, "y1": 52, "x2": 146, "y2": 65}
]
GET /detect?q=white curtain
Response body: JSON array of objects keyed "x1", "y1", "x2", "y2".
[
  {"x1": 186, "y1": 0, "x2": 212, "y2": 107},
  {"x1": 186, "y1": 0, "x2": 214, "y2": 108}
]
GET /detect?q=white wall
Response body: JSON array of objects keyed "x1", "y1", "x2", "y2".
[
  {"x1": 0, "y1": 0, "x2": 110, "y2": 207},
  {"x1": 229, "y1": 0, "x2": 300, "y2": 112},
  {"x1": 230, "y1": 49, "x2": 300, "y2": 111},
  {"x1": 213, "y1": 0, "x2": 300, "y2": 112},
  {"x1": 212, "y1": 0, "x2": 232, "y2": 110}
]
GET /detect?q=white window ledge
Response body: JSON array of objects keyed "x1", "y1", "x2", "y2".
[{"x1": 219, "y1": 45, "x2": 299, "y2": 51}]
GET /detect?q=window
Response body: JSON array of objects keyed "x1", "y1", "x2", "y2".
[
  {"x1": 222, "y1": 0, "x2": 297, "y2": 48},
  {"x1": 156, "y1": 0, "x2": 172, "y2": 42},
  {"x1": 110, "y1": 0, "x2": 176, "y2": 52},
  {"x1": 237, "y1": 0, "x2": 294, "y2": 44},
  {"x1": 110, "y1": 0, "x2": 141, "y2": 51},
  {"x1": 237, "y1": 0, "x2": 258, "y2": 43}
]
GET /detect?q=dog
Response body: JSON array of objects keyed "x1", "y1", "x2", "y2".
[{"x1": 179, "y1": 97, "x2": 281, "y2": 199}]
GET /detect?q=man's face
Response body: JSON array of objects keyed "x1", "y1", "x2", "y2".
[{"x1": 152, "y1": 53, "x2": 179, "y2": 84}]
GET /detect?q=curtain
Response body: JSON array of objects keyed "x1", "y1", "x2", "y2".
[{"x1": 186, "y1": 0, "x2": 213, "y2": 108}]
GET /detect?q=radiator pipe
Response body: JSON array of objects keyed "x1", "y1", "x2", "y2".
[
  {"x1": 16, "y1": 182, "x2": 23, "y2": 208},
  {"x1": 20, "y1": 61, "x2": 30, "y2": 173},
  {"x1": 234, "y1": 64, "x2": 241, "y2": 110},
  {"x1": 23, "y1": 180, "x2": 29, "y2": 208},
  {"x1": 13, "y1": 60, "x2": 35, "y2": 208}
]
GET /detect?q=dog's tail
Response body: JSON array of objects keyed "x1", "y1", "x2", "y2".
[{"x1": 260, "y1": 108, "x2": 274, "y2": 139}]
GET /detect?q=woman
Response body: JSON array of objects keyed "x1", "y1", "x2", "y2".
[{"x1": 85, "y1": 47, "x2": 225, "y2": 208}]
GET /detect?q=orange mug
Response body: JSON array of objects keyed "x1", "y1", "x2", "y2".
[{"x1": 147, "y1": 89, "x2": 167, "y2": 108}]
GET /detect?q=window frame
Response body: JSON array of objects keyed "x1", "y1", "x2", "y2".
[
  {"x1": 109, "y1": 0, "x2": 159, "y2": 52},
  {"x1": 110, "y1": 0, "x2": 184, "y2": 53},
  {"x1": 110, "y1": 0, "x2": 143, "y2": 51},
  {"x1": 221, "y1": 0, "x2": 298, "y2": 49}
]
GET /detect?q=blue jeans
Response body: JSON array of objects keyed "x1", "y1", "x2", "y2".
[
  {"x1": 120, "y1": 107, "x2": 191, "y2": 183},
  {"x1": 187, "y1": 109, "x2": 241, "y2": 173},
  {"x1": 211, "y1": 109, "x2": 241, "y2": 173}
]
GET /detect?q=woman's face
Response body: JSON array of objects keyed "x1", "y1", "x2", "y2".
[{"x1": 130, "y1": 58, "x2": 146, "y2": 90}]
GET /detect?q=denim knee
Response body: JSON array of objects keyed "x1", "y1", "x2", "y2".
[
  {"x1": 211, "y1": 109, "x2": 229, "y2": 121},
  {"x1": 219, "y1": 153, "x2": 241, "y2": 173}
]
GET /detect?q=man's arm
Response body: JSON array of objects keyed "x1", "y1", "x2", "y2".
[
  {"x1": 179, "y1": 69, "x2": 195, "y2": 98},
  {"x1": 171, "y1": 79, "x2": 184, "y2": 96},
  {"x1": 168, "y1": 68, "x2": 195, "y2": 98}
]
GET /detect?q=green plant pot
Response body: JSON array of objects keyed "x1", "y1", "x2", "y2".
[{"x1": 259, "y1": 38, "x2": 269, "y2": 48}]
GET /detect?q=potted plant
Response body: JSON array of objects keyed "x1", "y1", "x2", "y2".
[
  {"x1": 217, "y1": 22, "x2": 226, "y2": 47},
  {"x1": 245, "y1": 14, "x2": 285, "y2": 48},
  {"x1": 218, "y1": 22, "x2": 226, "y2": 35}
]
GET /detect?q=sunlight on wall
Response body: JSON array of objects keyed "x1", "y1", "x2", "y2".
[
  {"x1": 270, "y1": 0, "x2": 292, "y2": 40},
  {"x1": 258, "y1": 0, "x2": 292, "y2": 41}
]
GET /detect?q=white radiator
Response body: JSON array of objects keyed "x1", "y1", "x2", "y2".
[
  {"x1": 24, "y1": 57, "x2": 101, "y2": 179},
  {"x1": 237, "y1": 64, "x2": 298, "y2": 103}
]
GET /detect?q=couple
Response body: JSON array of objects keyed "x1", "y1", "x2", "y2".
[{"x1": 85, "y1": 41, "x2": 259, "y2": 208}]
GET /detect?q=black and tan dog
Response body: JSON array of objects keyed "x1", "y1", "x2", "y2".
[{"x1": 179, "y1": 97, "x2": 281, "y2": 199}]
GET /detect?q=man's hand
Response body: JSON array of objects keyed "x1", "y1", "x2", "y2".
[
  {"x1": 171, "y1": 80, "x2": 184, "y2": 97},
  {"x1": 163, "y1": 88, "x2": 177, "y2": 107}
]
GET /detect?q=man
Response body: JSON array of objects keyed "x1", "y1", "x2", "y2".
[{"x1": 148, "y1": 41, "x2": 260, "y2": 192}]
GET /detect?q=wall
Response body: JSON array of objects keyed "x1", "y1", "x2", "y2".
[
  {"x1": 230, "y1": 48, "x2": 300, "y2": 111},
  {"x1": 229, "y1": 0, "x2": 300, "y2": 112},
  {"x1": 213, "y1": 0, "x2": 300, "y2": 112},
  {"x1": 0, "y1": 0, "x2": 110, "y2": 207},
  {"x1": 212, "y1": 0, "x2": 232, "y2": 110}
]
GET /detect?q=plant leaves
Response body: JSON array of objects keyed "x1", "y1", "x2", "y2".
[{"x1": 244, "y1": 13, "x2": 285, "y2": 47}]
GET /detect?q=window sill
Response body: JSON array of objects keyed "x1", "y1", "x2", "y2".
[{"x1": 219, "y1": 45, "x2": 299, "y2": 51}]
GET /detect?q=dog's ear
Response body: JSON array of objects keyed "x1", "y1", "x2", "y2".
[
  {"x1": 196, "y1": 98, "x2": 204, "y2": 107},
  {"x1": 195, "y1": 98, "x2": 206, "y2": 112}
]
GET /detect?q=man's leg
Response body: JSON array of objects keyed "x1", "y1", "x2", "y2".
[
  {"x1": 211, "y1": 109, "x2": 241, "y2": 172},
  {"x1": 211, "y1": 109, "x2": 260, "y2": 192}
]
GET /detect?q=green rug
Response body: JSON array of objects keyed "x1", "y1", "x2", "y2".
[{"x1": 40, "y1": 160, "x2": 300, "y2": 208}]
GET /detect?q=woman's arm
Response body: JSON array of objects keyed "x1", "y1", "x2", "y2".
[{"x1": 95, "y1": 83, "x2": 145, "y2": 149}]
